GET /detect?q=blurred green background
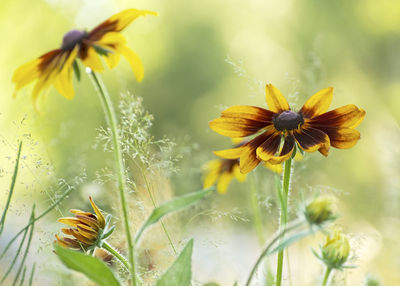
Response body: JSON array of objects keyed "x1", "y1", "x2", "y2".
[{"x1": 0, "y1": 0, "x2": 399, "y2": 285}]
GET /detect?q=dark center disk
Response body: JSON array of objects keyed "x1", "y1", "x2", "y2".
[
  {"x1": 273, "y1": 110, "x2": 304, "y2": 131},
  {"x1": 61, "y1": 30, "x2": 87, "y2": 51}
]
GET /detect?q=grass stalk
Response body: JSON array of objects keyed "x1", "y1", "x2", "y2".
[
  {"x1": 0, "y1": 141, "x2": 22, "y2": 235},
  {"x1": 102, "y1": 241, "x2": 131, "y2": 272}
]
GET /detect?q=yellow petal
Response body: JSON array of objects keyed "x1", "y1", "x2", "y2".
[
  {"x1": 214, "y1": 147, "x2": 245, "y2": 159},
  {"x1": 265, "y1": 84, "x2": 290, "y2": 113},
  {"x1": 97, "y1": 32, "x2": 127, "y2": 46},
  {"x1": 301, "y1": 87, "x2": 333, "y2": 118},
  {"x1": 82, "y1": 47, "x2": 104, "y2": 72},
  {"x1": 58, "y1": 217, "x2": 81, "y2": 227},
  {"x1": 233, "y1": 164, "x2": 247, "y2": 182},
  {"x1": 108, "y1": 9, "x2": 158, "y2": 32},
  {"x1": 216, "y1": 172, "x2": 234, "y2": 194},
  {"x1": 89, "y1": 196, "x2": 105, "y2": 228},
  {"x1": 104, "y1": 51, "x2": 121, "y2": 69},
  {"x1": 12, "y1": 58, "x2": 40, "y2": 92},
  {"x1": 117, "y1": 45, "x2": 144, "y2": 82},
  {"x1": 264, "y1": 162, "x2": 282, "y2": 174}
]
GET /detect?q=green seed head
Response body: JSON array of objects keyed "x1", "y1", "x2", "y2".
[
  {"x1": 304, "y1": 195, "x2": 337, "y2": 225},
  {"x1": 321, "y1": 228, "x2": 350, "y2": 269}
]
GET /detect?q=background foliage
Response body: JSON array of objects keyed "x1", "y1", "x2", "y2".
[{"x1": 0, "y1": 0, "x2": 399, "y2": 285}]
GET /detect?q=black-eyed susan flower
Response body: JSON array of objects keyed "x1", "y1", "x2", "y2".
[
  {"x1": 55, "y1": 197, "x2": 113, "y2": 251},
  {"x1": 12, "y1": 9, "x2": 156, "y2": 108},
  {"x1": 209, "y1": 84, "x2": 366, "y2": 173}
]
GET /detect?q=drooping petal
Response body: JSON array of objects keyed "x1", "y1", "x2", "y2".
[
  {"x1": 300, "y1": 87, "x2": 333, "y2": 118},
  {"x1": 12, "y1": 58, "x2": 41, "y2": 92},
  {"x1": 264, "y1": 161, "x2": 283, "y2": 174},
  {"x1": 316, "y1": 127, "x2": 361, "y2": 149},
  {"x1": 209, "y1": 117, "x2": 270, "y2": 138},
  {"x1": 216, "y1": 172, "x2": 234, "y2": 194},
  {"x1": 264, "y1": 135, "x2": 296, "y2": 164},
  {"x1": 82, "y1": 47, "x2": 104, "y2": 72},
  {"x1": 53, "y1": 47, "x2": 79, "y2": 99},
  {"x1": 109, "y1": 9, "x2": 158, "y2": 31},
  {"x1": 233, "y1": 164, "x2": 247, "y2": 182},
  {"x1": 239, "y1": 131, "x2": 275, "y2": 174},
  {"x1": 117, "y1": 45, "x2": 144, "y2": 82},
  {"x1": 203, "y1": 160, "x2": 222, "y2": 188},
  {"x1": 214, "y1": 146, "x2": 246, "y2": 159},
  {"x1": 265, "y1": 84, "x2": 290, "y2": 113},
  {"x1": 256, "y1": 131, "x2": 282, "y2": 162},
  {"x1": 55, "y1": 235, "x2": 81, "y2": 249},
  {"x1": 71, "y1": 228, "x2": 96, "y2": 244},
  {"x1": 221, "y1": 105, "x2": 274, "y2": 123},
  {"x1": 89, "y1": 196, "x2": 105, "y2": 228},
  {"x1": 293, "y1": 127, "x2": 330, "y2": 156},
  {"x1": 309, "y1": 104, "x2": 366, "y2": 129},
  {"x1": 88, "y1": 9, "x2": 157, "y2": 41},
  {"x1": 75, "y1": 214, "x2": 100, "y2": 230},
  {"x1": 58, "y1": 217, "x2": 81, "y2": 227}
]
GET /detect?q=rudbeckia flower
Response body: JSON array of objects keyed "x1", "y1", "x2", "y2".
[
  {"x1": 209, "y1": 84, "x2": 365, "y2": 174},
  {"x1": 12, "y1": 9, "x2": 156, "y2": 108},
  {"x1": 55, "y1": 197, "x2": 106, "y2": 250}
]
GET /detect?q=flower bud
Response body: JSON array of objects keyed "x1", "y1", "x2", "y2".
[
  {"x1": 304, "y1": 195, "x2": 337, "y2": 225},
  {"x1": 321, "y1": 228, "x2": 350, "y2": 269}
]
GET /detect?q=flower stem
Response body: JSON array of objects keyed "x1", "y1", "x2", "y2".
[
  {"x1": 89, "y1": 71, "x2": 137, "y2": 286},
  {"x1": 102, "y1": 241, "x2": 131, "y2": 273},
  {"x1": 321, "y1": 267, "x2": 332, "y2": 286},
  {"x1": 249, "y1": 173, "x2": 265, "y2": 245},
  {"x1": 276, "y1": 158, "x2": 292, "y2": 286},
  {"x1": 245, "y1": 219, "x2": 303, "y2": 286}
]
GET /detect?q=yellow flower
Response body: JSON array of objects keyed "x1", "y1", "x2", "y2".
[
  {"x1": 203, "y1": 158, "x2": 246, "y2": 194},
  {"x1": 12, "y1": 9, "x2": 157, "y2": 108},
  {"x1": 304, "y1": 195, "x2": 337, "y2": 225},
  {"x1": 55, "y1": 197, "x2": 106, "y2": 250},
  {"x1": 209, "y1": 84, "x2": 366, "y2": 174},
  {"x1": 320, "y1": 227, "x2": 350, "y2": 269}
]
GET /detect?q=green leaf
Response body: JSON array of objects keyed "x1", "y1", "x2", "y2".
[
  {"x1": 269, "y1": 229, "x2": 313, "y2": 254},
  {"x1": 156, "y1": 239, "x2": 193, "y2": 286},
  {"x1": 54, "y1": 245, "x2": 120, "y2": 286},
  {"x1": 204, "y1": 283, "x2": 220, "y2": 286},
  {"x1": 135, "y1": 187, "x2": 215, "y2": 243}
]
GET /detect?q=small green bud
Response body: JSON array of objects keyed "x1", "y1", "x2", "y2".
[
  {"x1": 304, "y1": 195, "x2": 337, "y2": 225},
  {"x1": 321, "y1": 228, "x2": 350, "y2": 269}
]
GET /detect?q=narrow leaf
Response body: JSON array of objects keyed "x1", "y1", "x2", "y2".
[
  {"x1": 269, "y1": 229, "x2": 313, "y2": 254},
  {"x1": 135, "y1": 187, "x2": 214, "y2": 243},
  {"x1": 55, "y1": 245, "x2": 120, "y2": 286},
  {"x1": 156, "y1": 239, "x2": 193, "y2": 286},
  {"x1": 0, "y1": 141, "x2": 22, "y2": 234}
]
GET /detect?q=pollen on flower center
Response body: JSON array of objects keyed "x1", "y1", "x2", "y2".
[
  {"x1": 273, "y1": 110, "x2": 304, "y2": 131},
  {"x1": 61, "y1": 29, "x2": 87, "y2": 51}
]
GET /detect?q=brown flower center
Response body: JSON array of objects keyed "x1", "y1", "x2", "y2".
[
  {"x1": 61, "y1": 29, "x2": 87, "y2": 51},
  {"x1": 273, "y1": 110, "x2": 304, "y2": 131}
]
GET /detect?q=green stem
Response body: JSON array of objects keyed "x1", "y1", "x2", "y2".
[
  {"x1": 276, "y1": 158, "x2": 292, "y2": 286},
  {"x1": 89, "y1": 72, "x2": 137, "y2": 286},
  {"x1": 102, "y1": 241, "x2": 131, "y2": 272},
  {"x1": 0, "y1": 141, "x2": 22, "y2": 235},
  {"x1": 249, "y1": 174, "x2": 265, "y2": 245},
  {"x1": 245, "y1": 219, "x2": 303, "y2": 286},
  {"x1": 321, "y1": 267, "x2": 332, "y2": 286}
]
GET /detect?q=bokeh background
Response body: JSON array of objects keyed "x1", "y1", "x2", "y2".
[{"x1": 1, "y1": 0, "x2": 399, "y2": 285}]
